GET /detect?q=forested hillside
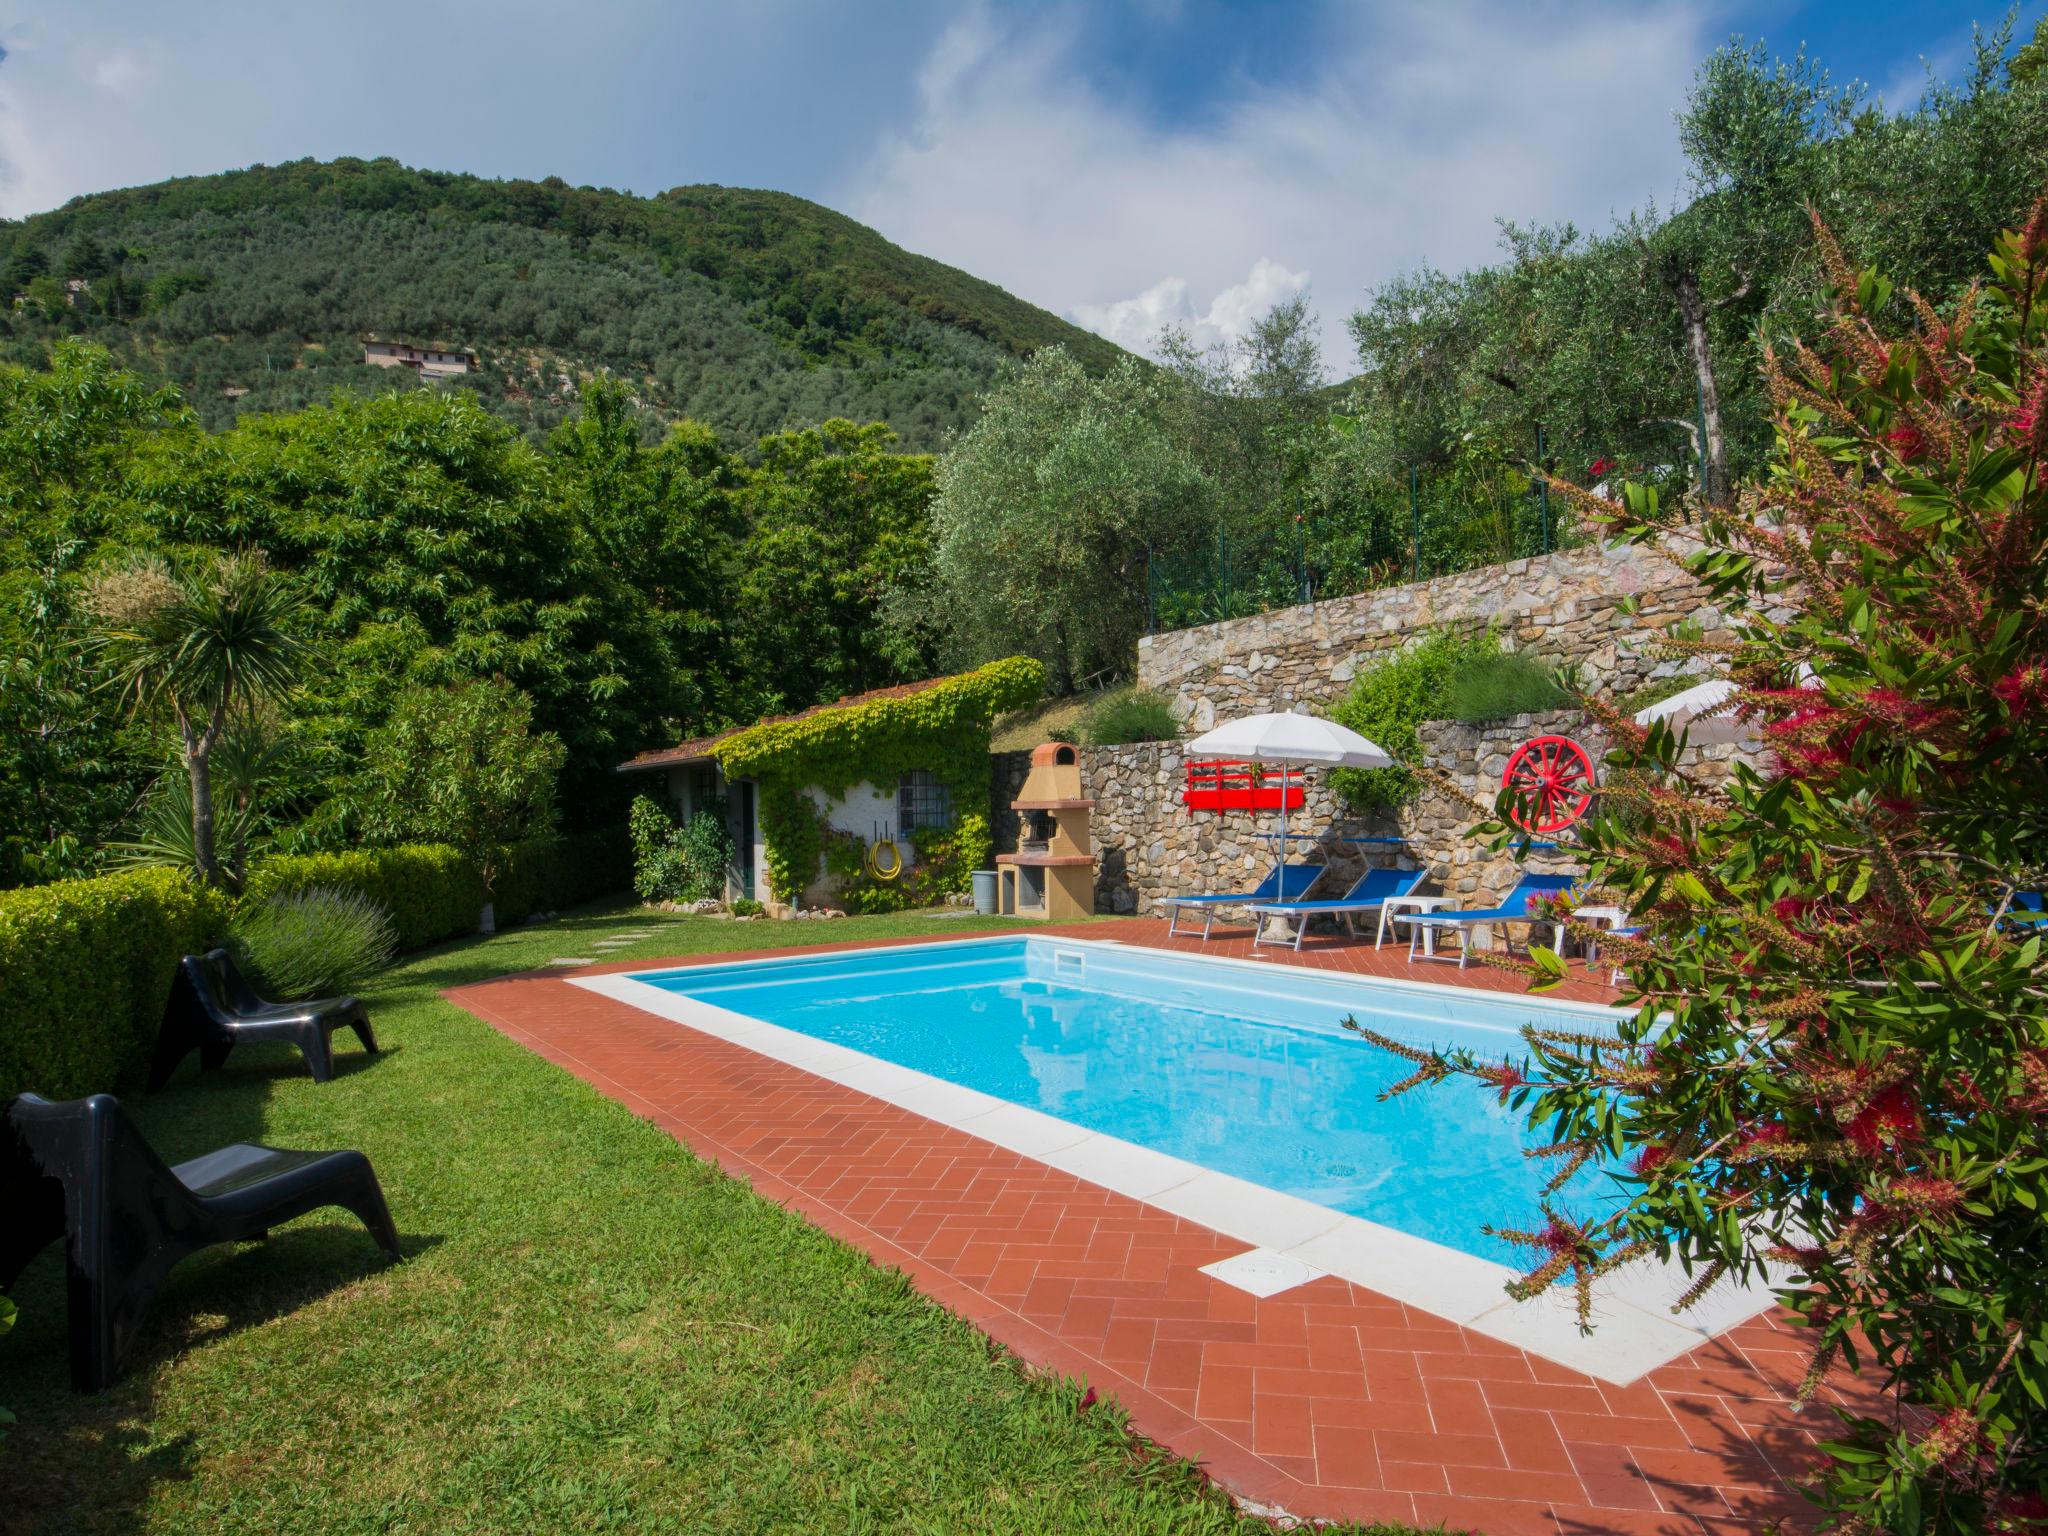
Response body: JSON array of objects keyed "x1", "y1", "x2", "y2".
[{"x1": 0, "y1": 159, "x2": 1124, "y2": 448}]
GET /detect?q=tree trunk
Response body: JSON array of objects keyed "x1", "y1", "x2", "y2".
[
  {"x1": 1674, "y1": 269, "x2": 1732, "y2": 508},
  {"x1": 186, "y1": 739, "x2": 218, "y2": 887}
]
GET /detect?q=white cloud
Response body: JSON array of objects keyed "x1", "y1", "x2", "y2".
[
  {"x1": 91, "y1": 49, "x2": 144, "y2": 96},
  {"x1": 1070, "y1": 256, "x2": 1309, "y2": 356},
  {"x1": 840, "y1": 0, "x2": 1707, "y2": 372}
]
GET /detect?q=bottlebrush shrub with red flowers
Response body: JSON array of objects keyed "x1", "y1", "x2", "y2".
[{"x1": 1352, "y1": 198, "x2": 2048, "y2": 1534}]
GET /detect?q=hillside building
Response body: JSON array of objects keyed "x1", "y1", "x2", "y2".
[{"x1": 362, "y1": 339, "x2": 477, "y2": 380}]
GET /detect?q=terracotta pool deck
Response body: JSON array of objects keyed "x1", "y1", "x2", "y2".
[{"x1": 448, "y1": 918, "x2": 1866, "y2": 1534}]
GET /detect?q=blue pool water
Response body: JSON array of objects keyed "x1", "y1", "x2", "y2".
[{"x1": 635, "y1": 938, "x2": 1623, "y2": 1267}]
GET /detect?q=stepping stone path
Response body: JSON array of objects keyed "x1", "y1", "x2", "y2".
[{"x1": 550, "y1": 926, "x2": 660, "y2": 968}]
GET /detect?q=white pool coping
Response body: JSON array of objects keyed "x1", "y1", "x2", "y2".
[{"x1": 569, "y1": 932, "x2": 1781, "y2": 1384}]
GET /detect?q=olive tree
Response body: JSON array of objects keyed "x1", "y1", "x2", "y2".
[{"x1": 916, "y1": 349, "x2": 1214, "y2": 690}]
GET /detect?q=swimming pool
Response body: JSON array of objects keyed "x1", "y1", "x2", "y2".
[
  {"x1": 579, "y1": 935, "x2": 1775, "y2": 1378},
  {"x1": 623, "y1": 936, "x2": 1615, "y2": 1268}
]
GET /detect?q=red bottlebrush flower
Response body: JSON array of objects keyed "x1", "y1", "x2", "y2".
[
  {"x1": 1648, "y1": 833, "x2": 1689, "y2": 865},
  {"x1": 1994, "y1": 663, "x2": 2048, "y2": 716},
  {"x1": 1875, "y1": 794, "x2": 1919, "y2": 819},
  {"x1": 1587, "y1": 456, "x2": 1614, "y2": 478},
  {"x1": 1844, "y1": 1083, "x2": 1920, "y2": 1157},
  {"x1": 1947, "y1": 1070, "x2": 1986, "y2": 1111},
  {"x1": 1921, "y1": 1406, "x2": 1986, "y2": 1475},
  {"x1": 1732, "y1": 1122, "x2": 1791, "y2": 1161},
  {"x1": 1077, "y1": 1386, "x2": 1098, "y2": 1413},
  {"x1": 1881, "y1": 1174, "x2": 1965, "y2": 1223},
  {"x1": 1883, "y1": 424, "x2": 1928, "y2": 461},
  {"x1": 1765, "y1": 1241, "x2": 1828, "y2": 1271},
  {"x1": 2022, "y1": 191, "x2": 2048, "y2": 264},
  {"x1": 1481, "y1": 1061, "x2": 1528, "y2": 1103},
  {"x1": 2009, "y1": 375, "x2": 2048, "y2": 458},
  {"x1": 1994, "y1": 1489, "x2": 2048, "y2": 1531},
  {"x1": 1540, "y1": 1218, "x2": 1581, "y2": 1257},
  {"x1": 1772, "y1": 896, "x2": 1815, "y2": 924},
  {"x1": 1633, "y1": 1142, "x2": 1673, "y2": 1177},
  {"x1": 2010, "y1": 1050, "x2": 2048, "y2": 1116}
]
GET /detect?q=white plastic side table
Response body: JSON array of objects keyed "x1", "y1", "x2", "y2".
[
  {"x1": 1375, "y1": 894, "x2": 1456, "y2": 950},
  {"x1": 1572, "y1": 904, "x2": 1632, "y2": 962}
]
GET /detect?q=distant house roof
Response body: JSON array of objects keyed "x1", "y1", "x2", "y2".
[{"x1": 617, "y1": 675, "x2": 961, "y2": 774}]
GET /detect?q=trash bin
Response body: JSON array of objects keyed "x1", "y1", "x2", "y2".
[{"x1": 971, "y1": 869, "x2": 999, "y2": 916}]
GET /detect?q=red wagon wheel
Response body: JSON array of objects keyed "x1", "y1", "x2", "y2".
[{"x1": 1501, "y1": 735, "x2": 1596, "y2": 833}]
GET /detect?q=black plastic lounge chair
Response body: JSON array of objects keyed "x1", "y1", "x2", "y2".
[
  {"x1": 0, "y1": 1091, "x2": 401, "y2": 1391},
  {"x1": 148, "y1": 948, "x2": 377, "y2": 1089}
]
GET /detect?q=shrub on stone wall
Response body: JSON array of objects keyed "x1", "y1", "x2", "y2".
[
  {"x1": 1081, "y1": 687, "x2": 1179, "y2": 745},
  {"x1": 1328, "y1": 628, "x2": 1498, "y2": 812},
  {"x1": 1438, "y1": 651, "x2": 1569, "y2": 723}
]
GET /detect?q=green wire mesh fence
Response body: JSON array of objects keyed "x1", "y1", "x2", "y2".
[{"x1": 1145, "y1": 461, "x2": 1568, "y2": 635}]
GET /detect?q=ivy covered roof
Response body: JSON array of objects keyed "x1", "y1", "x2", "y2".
[{"x1": 617, "y1": 662, "x2": 1041, "y2": 775}]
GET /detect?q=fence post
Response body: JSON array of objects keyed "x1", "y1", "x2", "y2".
[
  {"x1": 1145, "y1": 543, "x2": 1155, "y2": 635},
  {"x1": 1535, "y1": 423, "x2": 1550, "y2": 553},
  {"x1": 1408, "y1": 466, "x2": 1420, "y2": 583}
]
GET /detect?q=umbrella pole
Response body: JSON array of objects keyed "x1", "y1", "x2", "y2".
[{"x1": 1280, "y1": 764, "x2": 1291, "y2": 865}]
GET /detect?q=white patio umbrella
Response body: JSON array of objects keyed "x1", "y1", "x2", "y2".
[
  {"x1": 1184, "y1": 711, "x2": 1393, "y2": 856},
  {"x1": 1632, "y1": 678, "x2": 1746, "y2": 745}
]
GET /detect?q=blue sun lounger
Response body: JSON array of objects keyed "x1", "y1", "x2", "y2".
[
  {"x1": 1248, "y1": 866, "x2": 1428, "y2": 952},
  {"x1": 1159, "y1": 861, "x2": 1324, "y2": 940},
  {"x1": 1405, "y1": 873, "x2": 1579, "y2": 967}
]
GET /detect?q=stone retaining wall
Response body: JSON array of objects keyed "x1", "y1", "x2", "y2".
[
  {"x1": 1137, "y1": 538, "x2": 1737, "y2": 730},
  {"x1": 987, "y1": 536, "x2": 1778, "y2": 935},
  {"x1": 989, "y1": 721, "x2": 1759, "y2": 933}
]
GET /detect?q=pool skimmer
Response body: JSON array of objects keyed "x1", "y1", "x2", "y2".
[{"x1": 1198, "y1": 1247, "x2": 1326, "y2": 1299}]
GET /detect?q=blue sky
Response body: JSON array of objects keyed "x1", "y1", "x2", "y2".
[{"x1": 0, "y1": 1, "x2": 2038, "y2": 366}]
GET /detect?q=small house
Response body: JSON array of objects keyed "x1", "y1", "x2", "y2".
[
  {"x1": 362, "y1": 339, "x2": 477, "y2": 380},
  {"x1": 617, "y1": 659, "x2": 1043, "y2": 910}
]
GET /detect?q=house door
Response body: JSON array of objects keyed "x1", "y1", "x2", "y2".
[{"x1": 736, "y1": 782, "x2": 756, "y2": 899}]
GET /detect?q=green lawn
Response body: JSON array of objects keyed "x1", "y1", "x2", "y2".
[{"x1": 0, "y1": 903, "x2": 1428, "y2": 1535}]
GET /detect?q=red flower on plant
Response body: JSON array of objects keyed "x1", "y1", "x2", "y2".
[
  {"x1": 1882, "y1": 1174, "x2": 1965, "y2": 1223},
  {"x1": 1587, "y1": 456, "x2": 1614, "y2": 479},
  {"x1": 1884, "y1": 425, "x2": 1928, "y2": 462},
  {"x1": 2009, "y1": 375, "x2": 2048, "y2": 457},
  {"x1": 1994, "y1": 1489, "x2": 2048, "y2": 1531},
  {"x1": 1077, "y1": 1386, "x2": 1099, "y2": 1413},
  {"x1": 1481, "y1": 1062, "x2": 1527, "y2": 1103},
  {"x1": 1732, "y1": 1122, "x2": 1791, "y2": 1161},
  {"x1": 1922, "y1": 1406, "x2": 1987, "y2": 1476},
  {"x1": 1994, "y1": 663, "x2": 2048, "y2": 716},
  {"x1": 1633, "y1": 1142, "x2": 1673, "y2": 1176},
  {"x1": 1844, "y1": 1084, "x2": 1920, "y2": 1157}
]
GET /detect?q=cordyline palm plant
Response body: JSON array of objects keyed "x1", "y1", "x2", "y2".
[
  {"x1": 1348, "y1": 197, "x2": 2048, "y2": 1532},
  {"x1": 89, "y1": 551, "x2": 316, "y2": 890}
]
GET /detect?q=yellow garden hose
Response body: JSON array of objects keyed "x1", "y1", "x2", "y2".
[{"x1": 867, "y1": 838, "x2": 904, "y2": 881}]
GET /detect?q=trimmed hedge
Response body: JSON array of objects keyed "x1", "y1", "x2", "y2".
[
  {"x1": 2, "y1": 829, "x2": 631, "y2": 1100},
  {"x1": 244, "y1": 845, "x2": 482, "y2": 952},
  {"x1": 495, "y1": 826, "x2": 631, "y2": 926},
  {"x1": 0, "y1": 868, "x2": 231, "y2": 1100}
]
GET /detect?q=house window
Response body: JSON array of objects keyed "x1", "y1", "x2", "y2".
[{"x1": 897, "y1": 770, "x2": 951, "y2": 837}]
